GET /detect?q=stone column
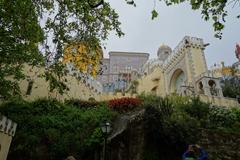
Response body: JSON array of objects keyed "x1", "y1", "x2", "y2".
[{"x1": 202, "y1": 78, "x2": 211, "y2": 96}]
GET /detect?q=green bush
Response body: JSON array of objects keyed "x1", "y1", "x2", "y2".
[
  {"x1": 0, "y1": 98, "x2": 116, "y2": 160},
  {"x1": 143, "y1": 104, "x2": 200, "y2": 160},
  {"x1": 182, "y1": 98, "x2": 209, "y2": 119},
  {"x1": 209, "y1": 106, "x2": 237, "y2": 128},
  {"x1": 232, "y1": 107, "x2": 240, "y2": 122},
  {"x1": 139, "y1": 94, "x2": 173, "y2": 117},
  {"x1": 138, "y1": 93, "x2": 162, "y2": 107},
  {"x1": 2, "y1": 94, "x2": 239, "y2": 160},
  {"x1": 65, "y1": 99, "x2": 100, "y2": 109},
  {"x1": 142, "y1": 95, "x2": 240, "y2": 159},
  {"x1": 221, "y1": 76, "x2": 240, "y2": 98}
]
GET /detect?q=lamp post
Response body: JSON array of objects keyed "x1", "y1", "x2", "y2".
[{"x1": 100, "y1": 122, "x2": 111, "y2": 160}]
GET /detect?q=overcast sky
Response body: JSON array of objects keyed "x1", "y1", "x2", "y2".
[{"x1": 103, "y1": 0, "x2": 240, "y2": 68}]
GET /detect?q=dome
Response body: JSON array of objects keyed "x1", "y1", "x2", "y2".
[
  {"x1": 159, "y1": 44, "x2": 172, "y2": 51},
  {"x1": 157, "y1": 44, "x2": 172, "y2": 61}
]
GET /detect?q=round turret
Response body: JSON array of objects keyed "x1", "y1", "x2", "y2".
[{"x1": 157, "y1": 44, "x2": 172, "y2": 61}]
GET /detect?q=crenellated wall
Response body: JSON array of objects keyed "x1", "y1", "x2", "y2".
[{"x1": 0, "y1": 115, "x2": 17, "y2": 160}]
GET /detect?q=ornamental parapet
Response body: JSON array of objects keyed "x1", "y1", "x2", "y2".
[{"x1": 163, "y1": 36, "x2": 204, "y2": 69}]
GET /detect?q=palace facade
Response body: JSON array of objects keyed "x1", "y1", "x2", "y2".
[
  {"x1": 137, "y1": 36, "x2": 239, "y2": 107},
  {"x1": 97, "y1": 51, "x2": 149, "y2": 92}
]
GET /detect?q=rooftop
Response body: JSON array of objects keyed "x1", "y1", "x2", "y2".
[{"x1": 109, "y1": 51, "x2": 150, "y2": 57}]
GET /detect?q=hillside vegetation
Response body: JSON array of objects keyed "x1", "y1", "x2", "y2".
[{"x1": 1, "y1": 95, "x2": 240, "y2": 160}]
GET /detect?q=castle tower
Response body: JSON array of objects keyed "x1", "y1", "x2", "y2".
[{"x1": 159, "y1": 36, "x2": 209, "y2": 95}]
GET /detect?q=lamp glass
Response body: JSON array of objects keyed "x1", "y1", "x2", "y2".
[{"x1": 101, "y1": 122, "x2": 111, "y2": 134}]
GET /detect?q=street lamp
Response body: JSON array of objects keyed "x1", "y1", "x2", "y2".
[{"x1": 100, "y1": 122, "x2": 111, "y2": 160}]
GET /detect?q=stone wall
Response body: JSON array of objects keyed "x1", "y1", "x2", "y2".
[
  {"x1": 199, "y1": 94, "x2": 239, "y2": 108},
  {"x1": 107, "y1": 109, "x2": 145, "y2": 160},
  {"x1": 199, "y1": 129, "x2": 240, "y2": 160},
  {"x1": 16, "y1": 65, "x2": 101, "y2": 101}
]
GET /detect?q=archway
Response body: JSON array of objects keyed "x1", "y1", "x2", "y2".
[{"x1": 170, "y1": 69, "x2": 186, "y2": 93}]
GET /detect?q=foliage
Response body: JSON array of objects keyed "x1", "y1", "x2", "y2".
[
  {"x1": 138, "y1": 93, "x2": 164, "y2": 107},
  {"x1": 143, "y1": 99, "x2": 200, "y2": 160},
  {"x1": 168, "y1": 95, "x2": 240, "y2": 130},
  {"x1": 141, "y1": 94, "x2": 240, "y2": 159},
  {"x1": 139, "y1": 94, "x2": 174, "y2": 117},
  {"x1": 0, "y1": 0, "x2": 44, "y2": 99},
  {"x1": 44, "y1": 65, "x2": 70, "y2": 95},
  {"x1": 221, "y1": 76, "x2": 240, "y2": 98},
  {"x1": 1, "y1": 94, "x2": 240, "y2": 159},
  {"x1": 0, "y1": 0, "x2": 124, "y2": 99},
  {"x1": 231, "y1": 107, "x2": 240, "y2": 130},
  {"x1": 209, "y1": 105, "x2": 237, "y2": 128},
  {"x1": 151, "y1": 10, "x2": 158, "y2": 20},
  {"x1": 65, "y1": 99, "x2": 100, "y2": 109},
  {"x1": 127, "y1": 0, "x2": 239, "y2": 38},
  {"x1": 127, "y1": 80, "x2": 139, "y2": 94},
  {"x1": 177, "y1": 97, "x2": 210, "y2": 126},
  {"x1": 63, "y1": 42, "x2": 103, "y2": 77},
  {"x1": 0, "y1": 98, "x2": 116, "y2": 160},
  {"x1": 232, "y1": 107, "x2": 240, "y2": 122},
  {"x1": 108, "y1": 97, "x2": 142, "y2": 113}
]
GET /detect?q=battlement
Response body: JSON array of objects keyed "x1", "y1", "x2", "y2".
[
  {"x1": 142, "y1": 36, "x2": 205, "y2": 75},
  {"x1": 0, "y1": 115, "x2": 17, "y2": 160},
  {"x1": 163, "y1": 36, "x2": 204, "y2": 69},
  {"x1": 0, "y1": 114, "x2": 17, "y2": 137}
]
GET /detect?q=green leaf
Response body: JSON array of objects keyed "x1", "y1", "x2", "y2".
[{"x1": 151, "y1": 10, "x2": 159, "y2": 20}]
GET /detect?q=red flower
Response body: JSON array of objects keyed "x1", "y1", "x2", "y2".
[{"x1": 108, "y1": 97, "x2": 142, "y2": 113}]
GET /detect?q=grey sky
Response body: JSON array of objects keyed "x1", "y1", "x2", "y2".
[{"x1": 104, "y1": 0, "x2": 240, "y2": 68}]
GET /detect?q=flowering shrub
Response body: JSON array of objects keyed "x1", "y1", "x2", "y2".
[{"x1": 108, "y1": 97, "x2": 142, "y2": 113}]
